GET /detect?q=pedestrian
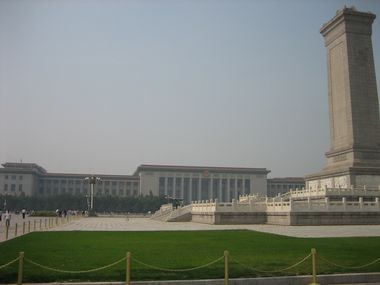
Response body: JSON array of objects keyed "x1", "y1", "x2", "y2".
[
  {"x1": 0, "y1": 209, "x2": 2, "y2": 221},
  {"x1": 22, "y1": 208, "x2": 26, "y2": 219},
  {"x1": 5, "y1": 210, "x2": 11, "y2": 228}
]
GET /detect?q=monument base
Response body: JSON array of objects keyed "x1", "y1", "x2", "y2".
[{"x1": 305, "y1": 167, "x2": 380, "y2": 190}]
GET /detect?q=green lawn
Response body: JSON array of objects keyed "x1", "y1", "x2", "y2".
[{"x1": 0, "y1": 230, "x2": 380, "y2": 283}]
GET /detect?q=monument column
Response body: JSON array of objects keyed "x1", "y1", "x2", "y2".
[{"x1": 306, "y1": 7, "x2": 380, "y2": 189}]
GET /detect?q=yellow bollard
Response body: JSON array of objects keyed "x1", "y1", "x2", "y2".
[
  {"x1": 28, "y1": 221, "x2": 30, "y2": 233},
  {"x1": 17, "y1": 252, "x2": 24, "y2": 285},
  {"x1": 15, "y1": 223, "x2": 18, "y2": 237},
  {"x1": 309, "y1": 248, "x2": 319, "y2": 285},
  {"x1": 224, "y1": 250, "x2": 229, "y2": 285},
  {"x1": 126, "y1": 252, "x2": 131, "y2": 285},
  {"x1": 22, "y1": 222, "x2": 25, "y2": 235}
]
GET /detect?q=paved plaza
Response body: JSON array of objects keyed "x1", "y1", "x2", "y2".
[
  {"x1": 2, "y1": 213, "x2": 380, "y2": 242},
  {"x1": 49, "y1": 217, "x2": 380, "y2": 237}
]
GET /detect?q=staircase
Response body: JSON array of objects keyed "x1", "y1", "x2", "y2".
[{"x1": 151, "y1": 204, "x2": 192, "y2": 222}]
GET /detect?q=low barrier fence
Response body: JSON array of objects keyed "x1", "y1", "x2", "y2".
[
  {"x1": 1, "y1": 249, "x2": 380, "y2": 285},
  {"x1": 1, "y1": 215, "x2": 80, "y2": 241}
]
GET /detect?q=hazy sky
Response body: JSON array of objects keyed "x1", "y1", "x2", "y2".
[{"x1": 1, "y1": 0, "x2": 379, "y2": 177}]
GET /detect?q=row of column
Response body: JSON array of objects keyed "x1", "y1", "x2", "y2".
[{"x1": 160, "y1": 177, "x2": 251, "y2": 203}]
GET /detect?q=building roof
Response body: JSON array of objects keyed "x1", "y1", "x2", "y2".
[
  {"x1": 134, "y1": 164, "x2": 270, "y2": 176},
  {"x1": 1, "y1": 162, "x2": 47, "y2": 174},
  {"x1": 268, "y1": 177, "x2": 305, "y2": 183},
  {"x1": 0, "y1": 162, "x2": 138, "y2": 180}
]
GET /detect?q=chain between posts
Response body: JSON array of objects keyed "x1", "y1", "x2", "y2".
[
  {"x1": 0, "y1": 256, "x2": 20, "y2": 270},
  {"x1": 131, "y1": 255, "x2": 224, "y2": 272},
  {"x1": 319, "y1": 256, "x2": 380, "y2": 269},
  {"x1": 24, "y1": 256, "x2": 126, "y2": 273},
  {"x1": 231, "y1": 253, "x2": 312, "y2": 274}
]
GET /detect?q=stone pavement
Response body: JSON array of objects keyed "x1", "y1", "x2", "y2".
[
  {"x1": 49, "y1": 216, "x2": 380, "y2": 238},
  {"x1": 2, "y1": 214, "x2": 380, "y2": 243}
]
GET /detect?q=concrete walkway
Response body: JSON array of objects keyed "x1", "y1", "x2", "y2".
[
  {"x1": 2, "y1": 215, "x2": 380, "y2": 242},
  {"x1": 49, "y1": 217, "x2": 380, "y2": 238}
]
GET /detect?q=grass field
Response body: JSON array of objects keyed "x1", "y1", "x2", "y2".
[{"x1": 1, "y1": 230, "x2": 380, "y2": 283}]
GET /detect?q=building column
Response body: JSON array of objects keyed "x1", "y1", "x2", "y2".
[
  {"x1": 164, "y1": 176, "x2": 168, "y2": 196},
  {"x1": 189, "y1": 177, "x2": 193, "y2": 202},
  {"x1": 180, "y1": 176, "x2": 184, "y2": 200},
  {"x1": 218, "y1": 179, "x2": 222, "y2": 202},
  {"x1": 227, "y1": 178, "x2": 231, "y2": 202},
  {"x1": 210, "y1": 178, "x2": 213, "y2": 200},
  {"x1": 234, "y1": 178, "x2": 238, "y2": 200},
  {"x1": 198, "y1": 178, "x2": 202, "y2": 201}
]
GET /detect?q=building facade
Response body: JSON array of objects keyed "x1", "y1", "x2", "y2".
[
  {"x1": 267, "y1": 177, "x2": 305, "y2": 197},
  {"x1": 0, "y1": 163, "x2": 139, "y2": 198},
  {"x1": 0, "y1": 162, "x2": 271, "y2": 203},
  {"x1": 136, "y1": 165, "x2": 270, "y2": 203}
]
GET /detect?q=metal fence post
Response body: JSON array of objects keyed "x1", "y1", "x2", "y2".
[
  {"x1": 28, "y1": 221, "x2": 31, "y2": 233},
  {"x1": 224, "y1": 250, "x2": 229, "y2": 285},
  {"x1": 17, "y1": 252, "x2": 24, "y2": 285},
  {"x1": 22, "y1": 222, "x2": 25, "y2": 235},
  {"x1": 15, "y1": 223, "x2": 18, "y2": 237},
  {"x1": 309, "y1": 248, "x2": 319, "y2": 285},
  {"x1": 126, "y1": 252, "x2": 131, "y2": 285}
]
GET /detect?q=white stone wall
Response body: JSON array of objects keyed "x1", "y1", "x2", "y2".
[{"x1": 307, "y1": 175, "x2": 349, "y2": 190}]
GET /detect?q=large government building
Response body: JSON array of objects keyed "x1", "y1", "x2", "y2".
[{"x1": 0, "y1": 162, "x2": 296, "y2": 202}]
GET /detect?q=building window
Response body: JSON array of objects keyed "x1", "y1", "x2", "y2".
[
  {"x1": 18, "y1": 184, "x2": 23, "y2": 192},
  {"x1": 19, "y1": 175, "x2": 23, "y2": 180},
  {"x1": 4, "y1": 184, "x2": 8, "y2": 191},
  {"x1": 11, "y1": 175, "x2": 16, "y2": 180},
  {"x1": 5, "y1": 175, "x2": 8, "y2": 180},
  {"x1": 112, "y1": 181, "x2": 117, "y2": 186},
  {"x1": 119, "y1": 189, "x2": 124, "y2": 196},
  {"x1": 11, "y1": 184, "x2": 16, "y2": 191}
]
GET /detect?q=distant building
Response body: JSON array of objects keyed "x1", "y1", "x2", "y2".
[
  {"x1": 267, "y1": 177, "x2": 305, "y2": 197},
  {"x1": 0, "y1": 162, "x2": 271, "y2": 203},
  {"x1": 0, "y1": 162, "x2": 139, "y2": 198},
  {"x1": 135, "y1": 164, "x2": 270, "y2": 203}
]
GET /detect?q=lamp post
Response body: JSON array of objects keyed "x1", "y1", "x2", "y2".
[{"x1": 84, "y1": 176, "x2": 100, "y2": 215}]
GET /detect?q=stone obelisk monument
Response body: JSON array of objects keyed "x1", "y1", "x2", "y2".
[{"x1": 306, "y1": 7, "x2": 380, "y2": 189}]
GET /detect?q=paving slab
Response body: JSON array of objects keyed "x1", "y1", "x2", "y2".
[
  {"x1": 2, "y1": 215, "x2": 380, "y2": 242},
  {"x1": 49, "y1": 217, "x2": 380, "y2": 238}
]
